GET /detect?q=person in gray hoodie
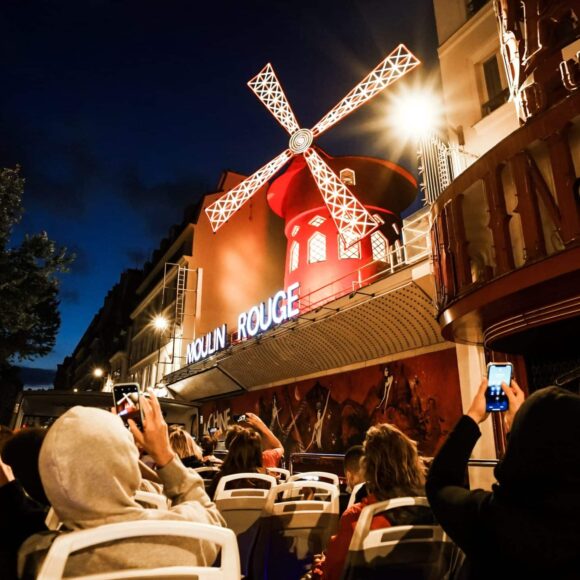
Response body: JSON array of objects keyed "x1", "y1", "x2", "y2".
[{"x1": 18, "y1": 391, "x2": 225, "y2": 578}]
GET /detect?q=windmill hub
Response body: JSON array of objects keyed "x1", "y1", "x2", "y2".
[{"x1": 289, "y1": 128, "x2": 313, "y2": 153}]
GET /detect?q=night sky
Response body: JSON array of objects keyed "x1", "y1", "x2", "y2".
[{"x1": 0, "y1": 0, "x2": 440, "y2": 370}]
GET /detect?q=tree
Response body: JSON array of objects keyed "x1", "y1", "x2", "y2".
[{"x1": 0, "y1": 167, "x2": 72, "y2": 421}]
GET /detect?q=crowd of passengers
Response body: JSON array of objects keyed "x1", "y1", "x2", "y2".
[{"x1": 1, "y1": 378, "x2": 580, "y2": 579}]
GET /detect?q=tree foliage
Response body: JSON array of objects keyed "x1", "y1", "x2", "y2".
[{"x1": 0, "y1": 166, "x2": 73, "y2": 364}]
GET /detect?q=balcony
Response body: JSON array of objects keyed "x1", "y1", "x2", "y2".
[{"x1": 431, "y1": 91, "x2": 580, "y2": 351}]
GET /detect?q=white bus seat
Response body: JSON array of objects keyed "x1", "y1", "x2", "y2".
[
  {"x1": 194, "y1": 466, "x2": 220, "y2": 489},
  {"x1": 194, "y1": 466, "x2": 220, "y2": 478},
  {"x1": 347, "y1": 481, "x2": 366, "y2": 510},
  {"x1": 344, "y1": 496, "x2": 459, "y2": 580},
  {"x1": 214, "y1": 473, "x2": 276, "y2": 534},
  {"x1": 214, "y1": 472, "x2": 276, "y2": 577},
  {"x1": 251, "y1": 480, "x2": 339, "y2": 579},
  {"x1": 134, "y1": 490, "x2": 169, "y2": 510},
  {"x1": 287, "y1": 471, "x2": 339, "y2": 487},
  {"x1": 36, "y1": 520, "x2": 241, "y2": 580},
  {"x1": 267, "y1": 467, "x2": 290, "y2": 481}
]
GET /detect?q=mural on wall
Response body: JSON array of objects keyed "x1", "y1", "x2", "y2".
[{"x1": 201, "y1": 347, "x2": 463, "y2": 456}]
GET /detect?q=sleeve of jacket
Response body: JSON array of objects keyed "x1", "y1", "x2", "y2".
[
  {"x1": 157, "y1": 457, "x2": 225, "y2": 527},
  {"x1": 425, "y1": 415, "x2": 492, "y2": 555}
]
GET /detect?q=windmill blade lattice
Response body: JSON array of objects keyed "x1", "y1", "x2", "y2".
[
  {"x1": 205, "y1": 44, "x2": 420, "y2": 241},
  {"x1": 248, "y1": 63, "x2": 301, "y2": 135},
  {"x1": 311, "y1": 44, "x2": 421, "y2": 138},
  {"x1": 304, "y1": 148, "x2": 379, "y2": 245},
  {"x1": 205, "y1": 149, "x2": 293, "y2": 232}
]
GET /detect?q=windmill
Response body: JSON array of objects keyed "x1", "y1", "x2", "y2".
[{"x1": 205, "y1": 44, "x2": 421, "y2": 246}]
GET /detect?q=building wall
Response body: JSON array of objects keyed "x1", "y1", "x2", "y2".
[
  {"x1": 190, "y1": 172, "x2": 287, "y2": 339},
  {"x1": 201, "y1": 347, "x2": 463, "y2": 457},
  {"x1": 436, "y1": 1, "x2": 519, "y2": 158}
]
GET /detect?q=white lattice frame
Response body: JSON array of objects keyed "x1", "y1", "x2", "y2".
[
  {"x1": 205, "y1": 149, "x2": 293, "y2": 231},
  {"x1": 311, "y1": 44, "x2": 420, "y2": 137},
  {"x1": 205, "y1": 44, "x2": 421, "y2": 237},
  {"x1": 248, "y1": 63, "x2": 300, "y2": 135},
  {"x1": 303, "y1": 148, "x2": 379, "y2": 246}
]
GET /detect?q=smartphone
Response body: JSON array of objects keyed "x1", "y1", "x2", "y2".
[
  {"x1": 208, "y1": 427, "x2": 218, "y2": 435},
  {"x1": 232, "y1": 414, "x2": 247, "y2": 423},
  {"x1": 112, "y1": 383, "x2": 143, "y2": 429},
  {"x1": 486, "y1": 363, "x2": 513, "y2": 412}
]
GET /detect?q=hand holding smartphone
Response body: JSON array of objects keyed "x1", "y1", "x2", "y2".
[
  {"x1": 112, "y1": 383, "x2": 144, "y2": 430},
  {"x1": 486, "y1": 363, "x2": 513, "y2": 412}
]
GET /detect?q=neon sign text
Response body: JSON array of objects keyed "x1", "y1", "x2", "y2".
[
  {"x1": 238, "y1": 282, "x2": 300, "y2": 339},
  {"x1": 186, "y1": 324, "x2": 227, "y2": 365}
]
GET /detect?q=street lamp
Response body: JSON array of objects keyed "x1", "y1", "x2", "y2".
[
  {"x1": 92, "y1": 367, "x2": 108, "y2": 391},
  {"x1": 152, "y1": 314, "x2": 169, "y2": 387}
]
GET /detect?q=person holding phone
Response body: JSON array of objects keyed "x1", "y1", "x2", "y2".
[
  {"x1": 426, "y1": 379, "x2": 580, "y2": 579},
  {"x1": 18, "y1": 391, "x2": 225, "y2": 579}
]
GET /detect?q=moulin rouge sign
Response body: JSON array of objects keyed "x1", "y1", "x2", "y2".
[{"x1": 185, "y1": 282, "x2": 300, "y2": 365}]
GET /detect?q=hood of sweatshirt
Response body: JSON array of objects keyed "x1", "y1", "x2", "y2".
[{"x1": 39, "y1": 406, "x2": 143, "y2": 529}]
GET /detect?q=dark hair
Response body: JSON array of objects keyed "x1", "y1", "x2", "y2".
[
  {"x1": 221, "y1": 428, "x2": 263, "y2": 474},
  {"x1": 344, "y1": 445, "x2": 364, "y2": 474},
  {"x1": 225, "y1": 424, "x2": 246, "y2": 449},
  {"x1": 201, "y1": 434, "x2": 217, "y2": 456},
  {"x1": 2, "y1": 428, "x2": 49, "y2": 505},
  {"x1": 363, "y1": 423, "x2": 425, "y2": 501},
  {"x1": 208, "y1": 428, "x2": 263, "y2": 498}
]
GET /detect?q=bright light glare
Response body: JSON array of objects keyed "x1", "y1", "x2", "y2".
[
  {"x1": 93, "y1": 368, "x2": 104, "y2": 378},
  {"x1": 152, "y1": 315, "x2": 169, "y2": 331},
  {"x1": 387, "y1": 89, "x2": 443, "y2": 140}
]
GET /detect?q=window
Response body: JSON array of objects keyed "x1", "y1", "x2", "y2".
[
  {"x1": 309, "y1": 215, "x2": 326, "y2": 227},
  {"x1": 289, "y1": 241, "x2": 299, "y2": 272},
  {"x1": 291, "y1": 225, "x2": 300, "y2": 237},
  {"x1": 340, "y1": 168, "x2": 356, "y2": 186},
  {"x1": 308, "y1": 232, "x2": 327, "y2": 263},
  {"x1": 481, "y1": 54, "x2": 509, "y2": 116},
  {"x1": 338, "y1": 235, "x2": 360, "y2": 259},
  {"x1": 371, "y1": 231, "x2": 388, "y2": 262}
]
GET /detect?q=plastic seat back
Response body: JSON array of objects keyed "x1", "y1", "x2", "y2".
[
  {"x1": 344, "y1": 497, "x2": 457, "y2": 580},
  {"x1": 214, "y1": 472, "x2": 276, "y2": 577},
  {"x1": 36, "y1": 520, "x2": 240, "y2": 580},
  {"x1": 287, "y1": 471, "x2": 339, "y2": 487},
  {"x1": 267, "y1": 467, "x2": 290, "y2": 481},
  {"x1": 194, "y1": 466, "x2": 220, "y2": 490},
  {"x1": 214, "y1": 473, "x2": 276, "y2": 534},
  {"x1": 251, "y1": 480, "x2": 339, "y2": 580}
]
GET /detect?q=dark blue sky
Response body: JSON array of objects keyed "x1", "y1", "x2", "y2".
[{"x1": 0, "y1": 0, "x2": 440, "y2": 370}]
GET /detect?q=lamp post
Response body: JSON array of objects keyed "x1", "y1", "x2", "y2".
[
  {"x1": 93, "y1": 367, "x2": 106, "y2": 391},
  {"x1": 152, "y1": 314, "x2": 169, "y2": 388}
]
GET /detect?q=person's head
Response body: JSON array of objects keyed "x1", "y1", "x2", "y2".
[
  {"x1": 225, "y1": 424, "x2": 246, "y2": 449},
  {"x1": 495, "y1": 386, "x2": 580, "y2": 504},
  {"x1": 2, "y1": 427, "x2": 48, "y2": 506},
  {"x1": 168, "y1": 428, "x2": 202, "y2": 461},
  {"x1": 39, "y1": 406, "x2": 143, "y2": 529},
  {"x1": 363, "y1": 423, "x2": 425, "y2": 501},
  {"x1": 221, "y1": 427, "x2": 262, "y2": 476},
  {"x1": 201, "y1": 434, "x2": 217, "y2": 457},
  {"x1": 343, "y1": 444, "x2": 364, "y2": 490}
]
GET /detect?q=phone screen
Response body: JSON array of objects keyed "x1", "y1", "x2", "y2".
[
  {"x1": 113, "y1": 385, "x2": 142, "y2": 429},
  {"x1": 486, "y1": 364, "x2": 513, "y2": 412}
]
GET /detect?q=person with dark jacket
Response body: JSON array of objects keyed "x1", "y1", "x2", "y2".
[
  {"x1": 0, "y1": 428, "x2": 49, "y2": 580},
  {"x1": 426, "y1": 379, "x2": 580, "y2": 579}
]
